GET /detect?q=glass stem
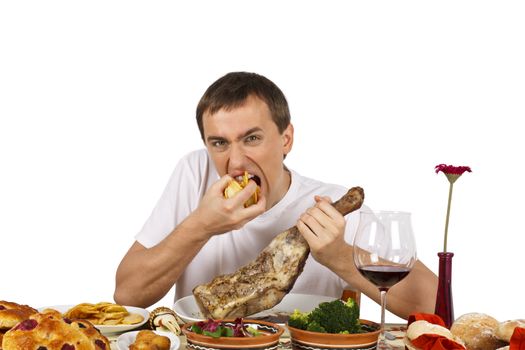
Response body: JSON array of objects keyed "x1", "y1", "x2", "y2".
[{"x1": 379, "y1": 290, "x2": 387, "y2": 344}]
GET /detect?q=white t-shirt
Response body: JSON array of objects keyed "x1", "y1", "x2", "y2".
[{"x1": 135, "y1": 149, "x2": 362, "y2": 302}]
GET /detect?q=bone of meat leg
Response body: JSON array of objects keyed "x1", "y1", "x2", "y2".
[{"x1": 192, "y1": 186, "x2": 364, "y2": 319}]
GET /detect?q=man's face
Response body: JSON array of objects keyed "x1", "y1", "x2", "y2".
[{"x1": 202, "y1": 95, "x2": 294, "y2": 209}]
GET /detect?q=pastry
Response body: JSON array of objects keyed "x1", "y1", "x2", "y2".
[
  {"x1": 495, "y1": 319, "x2": 525, "y2": 343},
  {"x1": 451, "y1": 313, "x2": 507, "y2": 350},
  {"x1": 129, "y1": 330, "x2": 170, "y2": 350},
  {"x1": 0, "y1": 301, "x2": 38, "y2": 330},
  {"x1": 2, "y1": 310, "x2": 110, "y2": 350}
]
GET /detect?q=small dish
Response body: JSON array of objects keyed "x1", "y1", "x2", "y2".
[
  {"x1": 287, "y1": 319, "x2": 381, "y2": 350},
  {"x1": 182, "y1": 319, "x2": 284, "y2": 350},
  {"x1": 38, "y1": 305, "x2": 149, "y2": 335},
  {"x1": 174, "y1": 293, "x2": 336, "y2": 323},
  {"x1": 117, "y1": 330, "x2": 180, "y2": 350}
]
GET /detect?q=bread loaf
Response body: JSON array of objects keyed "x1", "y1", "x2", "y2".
[{"x1": 451, "y1": 313, "x2": 507, "y2": 350}]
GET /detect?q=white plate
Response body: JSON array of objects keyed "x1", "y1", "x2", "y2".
[
  {"x1": 38, "y1": 305, "x2": 149, "y2": 335},
  {"x1": 117, "y1": 330, "x2": 180, "y2": 350},
  {"x1": 173, "y1": 293, "x2": 336, "y2": 323}
]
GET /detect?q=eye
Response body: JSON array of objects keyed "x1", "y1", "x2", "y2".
[
  {"x1": 210, "y1": 139, "x2": 228, "y2": 149},
  {"x1": 245, "y1": 134, "x2": 261, "y2": 144}
]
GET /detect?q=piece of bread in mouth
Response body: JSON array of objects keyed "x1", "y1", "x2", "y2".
[{"x1": 224, "y1": 172, "x2": 260, "y2": 207}]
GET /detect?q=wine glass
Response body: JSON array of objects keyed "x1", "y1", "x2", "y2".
[{"x1": 353, "y1": 210, "x2": 417, "y2": 349}]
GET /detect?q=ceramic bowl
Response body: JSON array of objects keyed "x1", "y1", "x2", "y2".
[
  {"x1": 287, "y1": 319, "x2": 381, "y2": 350},
  {"x1": 182, "y1": 319, "x2": 284, "y2": 350}
]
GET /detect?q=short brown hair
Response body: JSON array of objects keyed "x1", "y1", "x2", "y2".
[{"x1": 196, "y1": 72, "x2": 291, "y2": 140}]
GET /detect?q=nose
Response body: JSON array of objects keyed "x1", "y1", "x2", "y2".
[{"x1": 228, "y1": 143, "x2": 247, "y2": 172}]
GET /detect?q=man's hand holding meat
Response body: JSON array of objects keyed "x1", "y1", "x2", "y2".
[{"x1": 297, "y1": 195, "x2": 348, "y2": 269}]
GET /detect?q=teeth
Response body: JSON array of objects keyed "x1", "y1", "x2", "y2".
[{"x1": 235, "y1": 174, "x2": 254, "y2": 182}]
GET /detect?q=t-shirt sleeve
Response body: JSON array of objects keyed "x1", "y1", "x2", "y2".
[{"x1": 135, "y1": 152, "x2": 205, "y2": 248}]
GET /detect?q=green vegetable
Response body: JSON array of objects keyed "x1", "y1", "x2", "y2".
[
  {"x1": 306, "y1": 320, "x2": 326, "y2": 333},
  {"x1": 246, "y1": 326, "x2": 261, "y2": 336},
  {"x1": 288, "y1": 298, "x2": 361, "y2": 334},
  {"x1": 288, "y1": 309, "x2": 310, "y2": 330}
]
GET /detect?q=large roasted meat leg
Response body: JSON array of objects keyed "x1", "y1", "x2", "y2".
[{"x1": 192, "y1": 186, "x2": 364, "y2": 319}]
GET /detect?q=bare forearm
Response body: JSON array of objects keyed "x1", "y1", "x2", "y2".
[
  {"x1": 327, "y1": 245, "x2": 438, "y2": 319},
  {"x1": 114, "y1": 216, "x2": 209, "y2": 308},
  {"x1": 384, "y1": 260, "x2": 438, "y2": 318}
]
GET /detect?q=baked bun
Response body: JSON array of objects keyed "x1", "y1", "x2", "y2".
[
  {"x1": 405, "y1": 320, "x2": 465, "y2": 350},
  {"x1": 495, "y1": 319, "x2": 525, "y2": 342},
  {"x1": 2, "y1": 310, "x2": 110, "y2": 350},
  {"x1": 451, "y1": 313, "x2": 507, "y2": 350},
  {"x1": 129, "y1": 330, "x2": 170, "y2": 350},
  {"x1": 0, "y1": 301, "x2": 38, "y2": 330}
]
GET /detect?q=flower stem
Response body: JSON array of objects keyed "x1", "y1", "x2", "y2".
[{"x1": 444, "y1": 182, "x2": 454, "y2": 252}]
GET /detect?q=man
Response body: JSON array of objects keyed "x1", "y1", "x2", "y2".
[{"x1": 114, "y1": 72, "x2": 437, "y2": 319}]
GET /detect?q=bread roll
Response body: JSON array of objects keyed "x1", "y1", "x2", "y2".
[
  {"x1": 495, "y1": 319, "x2": 525, "y2": 342},
  {"x1": 130, "y1": 330, "x2": 170, "y2": 350},
  {"x1": 407, "y1": 320, "x2": 454, "y2": 340},
  {"x1": 451, "y1": 313, "x2": 507, "y2": 350}
]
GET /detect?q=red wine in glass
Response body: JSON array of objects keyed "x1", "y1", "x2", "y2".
[
  {"x1": 357, "y1": 265, "x2": 411, "y2": 291},
  {"x1": 353, "y1": 211, "x2": 417, "y2": 350}
]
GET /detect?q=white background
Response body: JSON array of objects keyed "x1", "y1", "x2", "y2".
[{"x1": 1, "y1": 1, "x2": 524, "y2": 324}]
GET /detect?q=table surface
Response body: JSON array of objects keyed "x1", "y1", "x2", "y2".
[{"x1": 107, "y1": 323, "x2": 408, "y2": 350}]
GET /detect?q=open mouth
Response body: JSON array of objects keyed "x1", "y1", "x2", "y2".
[{"x1": 235, "y1": 173, "x2": 261, "y2": 187}]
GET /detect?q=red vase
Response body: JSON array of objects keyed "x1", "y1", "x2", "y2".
[{"x1": 434, "y1": 252, "x2": 454, "y2": 328}]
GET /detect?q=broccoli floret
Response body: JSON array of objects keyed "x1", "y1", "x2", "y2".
[
  {"x1": 308, "y1": 299, "x2": 360, "y2": 334},
  {"x1": 288, "y1": 309, "x2": 310, "y2": 330},
  {"x1": 344, "y1": 298, "x2": 360, "y2": 320},
  {"x1": 306, "y1": 320, "x2": 326, "y2": 333}
]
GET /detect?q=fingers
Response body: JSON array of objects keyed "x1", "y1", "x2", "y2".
[
  {"x1": 297, "y1": 216, "x2": 328, "y2": 254},
  {"x1": 297, "y1": 195, "x2": 346, "y2": 242},
  {"x1": 314, "y1": 195, "x2": 343, "y2": 220},
  {"x1": 214, "y1": 174, "x2": 234, "y2": 195},
  {"x1": 222, "y1": 179, "x2": 264, "y2": 225},
  {"x1": 217, "y1": 175, "x2": 259, "y2": 207},
  {"x1": 302, "y1": 205, "x2": 339, "y2": 233},
  {"x1": 242, "y1": 192, "x2": 266, "y2": 217},
  {"x1": 225, "y1": 179, "x2": 259, "y2": 207},
  {"x1": 297, "y1": 219, "x2": 317, "y2": 242}
]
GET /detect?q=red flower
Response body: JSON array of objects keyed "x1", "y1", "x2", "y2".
[
  {"x1": 435, "y1": 164, "x2": 472, "y2": 252},
  {"x1": 435, "y1": 164, "x2": 472, "y2": 176}
]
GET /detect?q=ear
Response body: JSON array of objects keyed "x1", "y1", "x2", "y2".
[{"x1": 282, "y1": 123, "x2": 294, "y2": 156}]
